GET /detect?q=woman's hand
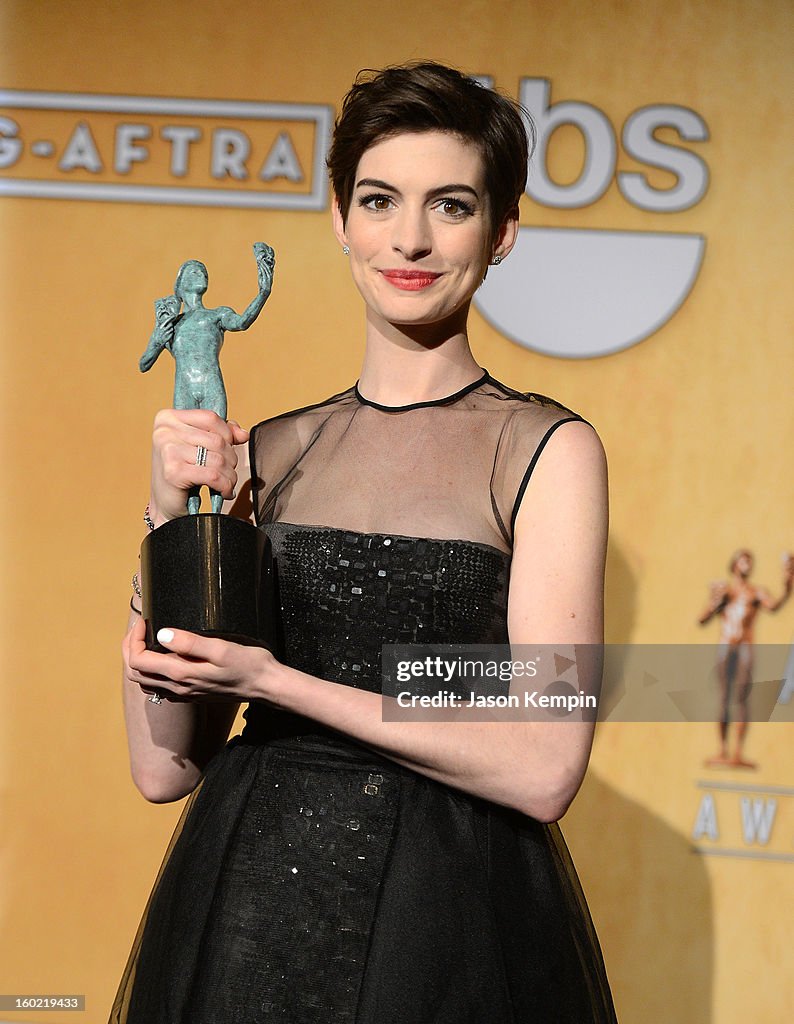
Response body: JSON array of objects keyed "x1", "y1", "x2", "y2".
[
  {"x1": 149, "y1": 409, "x2": 249, "y2": 524},
  {"x1": 126, "y1": 616, "x2": 282, "y2": 705}
]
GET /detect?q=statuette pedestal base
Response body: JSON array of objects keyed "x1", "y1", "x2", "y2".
[{"x1": 141, "y1": 515, "x2": 276, "y2": 653}]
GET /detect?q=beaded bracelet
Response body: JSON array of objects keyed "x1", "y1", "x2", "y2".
[{"x1": 130, "y1": 506, "x2": 155, "y2": 606}]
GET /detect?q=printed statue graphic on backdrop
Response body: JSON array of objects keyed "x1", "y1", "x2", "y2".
[
  {"x1": 138, "y1": 242, "x2": 277, "y2": 656},
  {"x1": 697, "y1": 550, "x2": 794, "y2": 769},
  {"x1": 139, "y1": 242, "x2": 275, "y2": 513}
]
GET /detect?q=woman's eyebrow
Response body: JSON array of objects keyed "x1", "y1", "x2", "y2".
[
  {"x1": 355, "y1": 178, "x2": 480, "y2": 200},
  {"x1": 426, "y1": 184, "x2": 480, "y2": 200},
  {"x1": 355, "y1": 177, "x2": 398, "y2": 191}
]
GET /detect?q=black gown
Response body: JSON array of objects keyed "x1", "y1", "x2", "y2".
[{"x1": 110, "y1": 370, "x2": 617, "y2": 1023}]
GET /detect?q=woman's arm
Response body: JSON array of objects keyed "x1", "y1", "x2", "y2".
[
  {"x1": 127, "y1": 421, "x2": 608, "y2": 820},
  {"x1": 122, "y1": 613, "x2": 241, "y2": 802},
  {"x1": 122, "y1": 411, "x2": 251, "y2": 802}
]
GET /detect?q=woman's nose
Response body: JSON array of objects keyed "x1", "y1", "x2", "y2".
[{"x1": 391, "y1": 208, "x2": 432, "y2": 260}]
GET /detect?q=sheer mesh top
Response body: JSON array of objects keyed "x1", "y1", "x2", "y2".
[{"x1": 250, "y1": 369, "x2": 585, "y2": 555}]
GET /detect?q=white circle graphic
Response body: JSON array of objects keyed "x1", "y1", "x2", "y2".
[{"x1": 474, "y1": 226, "x2": 706, "y2": 359}]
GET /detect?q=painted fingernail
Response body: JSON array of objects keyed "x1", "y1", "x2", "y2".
[{"x1": 157, "y1": 628, "x2": 175, "y2": 644}]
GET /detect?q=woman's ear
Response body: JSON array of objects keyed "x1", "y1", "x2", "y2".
[
  {"x1": 332, "y1": 195, "x2": 348, "y2": 248},
  {"x1": 492, "y1": 206, "x2": 520, "y2": 262}
]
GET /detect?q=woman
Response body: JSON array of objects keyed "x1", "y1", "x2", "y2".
[{"x1": 112, "y1": 62, "x2": 615, "y2": 1022}]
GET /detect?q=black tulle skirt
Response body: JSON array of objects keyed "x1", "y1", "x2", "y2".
[{"x1": 110, "y1": 714, "x2": 616, "y2": 1023}]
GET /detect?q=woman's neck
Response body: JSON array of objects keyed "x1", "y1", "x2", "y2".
[{"x1": 357, "y1": 307, "x2": 483, "y2": 407}]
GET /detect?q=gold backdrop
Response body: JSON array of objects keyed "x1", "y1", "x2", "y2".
[{"x1": 1, "y1": 1, "x2": 792, "y2": 1021}]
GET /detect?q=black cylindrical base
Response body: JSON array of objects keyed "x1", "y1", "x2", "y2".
[{"x1": 140, "y1": 514, "x2": 276, "y2": 652}]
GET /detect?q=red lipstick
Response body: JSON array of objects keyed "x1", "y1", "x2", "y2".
[{"x1": 381, "y1": 270, "x2": 441, "y2": 291}]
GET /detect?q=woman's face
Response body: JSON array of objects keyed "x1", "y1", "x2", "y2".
[{"x1": 333, "y1": 131, "x2": 516, "y2": 332}]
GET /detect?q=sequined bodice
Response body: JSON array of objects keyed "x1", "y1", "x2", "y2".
[{"x1": 264, "y1": 522, "x2": 510, "y2": 693}]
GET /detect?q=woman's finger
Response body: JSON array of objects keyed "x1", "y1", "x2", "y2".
[
  {"x1": 129, "y1": 613, "x2": 147, "y2": 644},
  {"x1": 128, "y1": 628, "x2": 226, "y2": 684},
  {"x1": 158, "y1": 446, "x2": 238, "y2": 498},
  {"x1": 154, "y1": 416, "x2": 240, "y2": 456},
  {"x1": 155, "y1": 628, "x2": 231, "y2": 665},
  {"x1": 165, "y1": 425, "x2": 231, "y2": 456},
  {"x1": 123, "y1": 615, "x2": 146, "y2": 669},
  {"x1": 125, "y1": 620, "x2": 179, "y2": 696},
  {"x1": 153, "y1": 408, "x2": 238, "y2": 445},
  {"x1": 128, "y1": 642, "x2": 187, "y2": 681},
  {"x1": 159, "y1": 439, "x2": 234, "y2": 478},
  {"x1": 228, "y1": 420, "x2": 250, "y2": 445}
]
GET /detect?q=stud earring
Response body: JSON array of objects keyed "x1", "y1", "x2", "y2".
[
  {"x1": 491, "y1": 254, "x2": 502, "y2": 265},
  {"x1": 342, "y1": 245, "x2": 350, "y2": 255}
]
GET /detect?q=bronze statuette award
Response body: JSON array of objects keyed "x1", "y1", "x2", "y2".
[{"x1": 138, "y1": 243, "x2": 277, "y2": 653}]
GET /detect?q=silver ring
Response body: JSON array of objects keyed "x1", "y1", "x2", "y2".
[
  {"x1": 195, "y1": 445, "x2": 208, "y2": 467},
  {"x1": 148, "y1": 692, "x2": 163, "y2": 705}
]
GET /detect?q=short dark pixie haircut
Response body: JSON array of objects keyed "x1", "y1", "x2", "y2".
[{"x1": 328, "y1": 61, "x2": 533, "y2": 239}]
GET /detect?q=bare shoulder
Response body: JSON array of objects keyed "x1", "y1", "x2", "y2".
[
  {"x1": 537, "y1": 418, "x2": 606, "y2": 470},
  {"x1": 517, "y1": 418, "x2": 607, "y2": 516}
]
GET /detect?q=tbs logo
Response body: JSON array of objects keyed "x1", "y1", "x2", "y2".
[{"x1": 474, "y1": 79, "x2": 709, "y2": 358}]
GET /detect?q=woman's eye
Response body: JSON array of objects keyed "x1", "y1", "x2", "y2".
[
  {"x1": 437, "y1": 198, "x2": 474, "y2": 217},
  {"x1": 361, "y1": 194, "x2": 394, "y2": 211}
]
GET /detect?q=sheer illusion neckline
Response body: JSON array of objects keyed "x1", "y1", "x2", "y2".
[{"x1": 353, "y1": 369, "x2": 489, "y2": 412}]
